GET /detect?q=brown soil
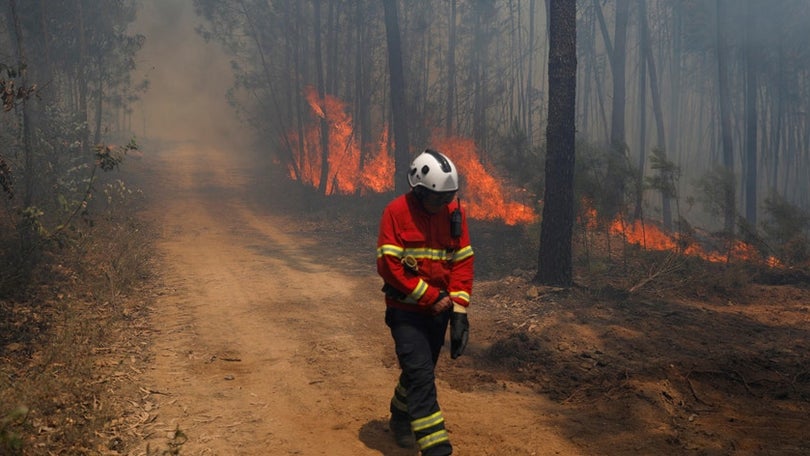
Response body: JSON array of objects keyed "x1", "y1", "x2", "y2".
[{"x1": 114, "y1": 141, "x2": 809, "y2": 456}]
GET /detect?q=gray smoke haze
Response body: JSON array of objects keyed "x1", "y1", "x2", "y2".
[{"x1": 130, "y1": 0, "x2": 246, "y2": 146}]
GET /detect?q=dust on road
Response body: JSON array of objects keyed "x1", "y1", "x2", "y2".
[{"x1": 130, "y1": 142, "x2": 578, "y2": 455}]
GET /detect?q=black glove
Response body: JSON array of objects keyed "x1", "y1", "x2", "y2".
[{"x1": 450, "y1": 311, "x2": 469, "y2": 359}]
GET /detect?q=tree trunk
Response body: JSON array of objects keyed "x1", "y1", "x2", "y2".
[
  {"x1": 743, "y1": 0, "x2": 758, "y2": 226},
  {"x1": 313, "y1": 0, "x2": 331, "y2": 195},
  {"x1": 382, "y1": 0, "x2": 411, "y2": 195},
  {"x1": 294, "y1": 1, "x2": 306, "y2": 183},
  {"x1": 606, "y1": 0, "x2": 629, "y2": 217},
  {"x1": 634, "y1": 0, "x2": 647, "y2": 222},
  {"x1": 472, "y1": 3, "x2": 487, "y2": 149},
  {"x1": 38, "y1": 1, "x2": 55, "y2": 93},
  {"x1": 668, "y1": 2, "x2": 684, "y2": 222},
  {"x1": 639, "y1": 0, "x2": 671, "y2": 229},
  {"x1": 7, "y1": 0, "x2": 35, "y2": 259},
  {"x1": 93, "y1": 53, "x2": 104, "y2": 146},
  {"x1": 526, "y1": 0, "x2": 536, "y2": 142},
  {"x1": 445, "y1": 0, "x2": 457, "y2": 137},
  {"x1": 76, "y1": 0, "x2": 89, "y2": 156},
  {"x1": 716, "y1": 0, "x2": 736, "y2": 233},
  {"x1": 536, "y1": 0, "x2": 576, "y2": 287},
  {"x1": 355, "y1": 0, "x2": 373, "y2": 168},
  {"x1": 327, "y1": 0, "x2": 339, "y2": 97}
]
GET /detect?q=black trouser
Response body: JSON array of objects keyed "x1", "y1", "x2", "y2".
[{"x1": 386, "y1": 307, "x2": 453, "y2": 456}]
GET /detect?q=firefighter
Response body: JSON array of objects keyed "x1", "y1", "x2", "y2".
[{"x1": 376, "y1": 149, "x2": 474, "y2": 455}]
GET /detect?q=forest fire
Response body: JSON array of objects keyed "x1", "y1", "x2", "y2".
[
  {"x1": 289, "y1": 87, "x2": 537, "y2": 225},
  {"x1": 288, "y1": 87, "x2": 393, "y2": 195},
  {"x1": 430, "y1": 136, "x2": 536, "y2": 225},
  {"x1": 608, "y1": 216, "x2": 779, "y2": 266}
]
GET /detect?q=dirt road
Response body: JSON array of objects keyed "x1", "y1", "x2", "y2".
[{"x1": 130, "y1": 142, "x2": 580, "y2": 455}]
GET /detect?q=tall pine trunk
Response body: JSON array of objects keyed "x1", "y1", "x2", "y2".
[
  {"x1": 382, "y1": 0, "x2": 411, "y2": 195},
  {"x1": 536, "y1": 0, "x2": 576, "y2": 287},
  {"x1": 639, "y1": 0, "x2": 671, "y2": 229},
  {"x1": 313, "y1": 0, "x2": 331, "y2": 195},
  {"x1": 76, "y1": 0, "x2": 89, "y2": 156},
  {"x1": 445, "y1": 0, "x2": 457, "y2": 137},
  {"x1": 716, "y1": 0, "x2": 736, "y2": 233},
  {"x1": 606, "y1": 0, "x2": 629, "y2": 217},
  {"x1": 743, "y1": 0, "x2": 758, "y2": 226}
]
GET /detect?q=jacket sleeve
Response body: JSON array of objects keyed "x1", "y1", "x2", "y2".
[
  {"x1": 376, "y1": 204, "x2": 441, "y2": 307},
  {"x1": 447, "y1": 207, "x2": 474, "y2": 308}
]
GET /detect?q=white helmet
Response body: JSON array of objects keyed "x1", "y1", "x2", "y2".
[{"x1": 407, "y1": 149, "x2": 459, "y2": 192}]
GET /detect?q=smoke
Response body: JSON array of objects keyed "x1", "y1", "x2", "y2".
[{"x1": 130, "y1": 0, "x2": 246, "y2": 147}]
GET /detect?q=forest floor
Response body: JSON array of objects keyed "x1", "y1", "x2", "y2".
[{"x1": 1, "y1": 140, "x2": 809, "y2": 455}]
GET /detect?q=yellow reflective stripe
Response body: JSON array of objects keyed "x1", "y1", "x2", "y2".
[
  {"x1": 408, "y1": 279, "x2": 428, "y2": 301},
  {"x1": 411, "y1": 411, "x2": 444, "y2": 432},
  {"x1": 450, "y1": 290, "x2": 470, "y2": 304},
  {"x1": 452, "y1": 245, "x2": 474, "y2": 262},
  {"x1": 417, "y1": 429, "x2": 450, "y2": 450},
  {"x1": 391, "y1": 396, "x2": 408, "y2": 413},
  {"x1": 399, "y1": 246, "x2": 474, "y2": 262},
  {"x1": 378, "y1": 244, "x2": 404, "y2": 259},
  {"x1": 403, "y1": 247, "x2": 450, "y2": 261},
  {"x1": 396, "y1": 382, "x2": 407, "y2": 397}
]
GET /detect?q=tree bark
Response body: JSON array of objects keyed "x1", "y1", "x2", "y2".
[
  {"x1": 382, "y1": 0, "x2": 411, "y2": 195},
  {"x1": 716, "y1": 0, "x2": 736, "y2": 233},
  {"x1": 76, "y1": 0, "x2": 89, "y2": 156},
  {"x1": 536, "y1": 0, "x2": 576, "y2": 287},
  {"x1": 314, "y1": 0, "x2": 331, "y2": 195},
  {"x1": 639, "y1": 0, "x2": 671, "y2": 229},
  {"x1": 606, "y1": 0, "x2": 629, "y2": 217},
  {"x1": 7, "y1": 0, "x2": 35, "y2": 259},
  {"x1": 355, "y1": 0, "x2": 373, "y2": 169},
  {"x1": 526, "y1": 0, "x2": 536, "y2": 141},
  {"x1": 445, "y1": 0, "x2": 457, "y2": 137},
  {"x1": 634, "y1": 0, "x2": 648, "y2": 222},
  {"x1": 743, "y1": 0, "x2": 758, "y2": 226}
]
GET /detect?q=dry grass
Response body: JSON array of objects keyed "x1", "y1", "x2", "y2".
[{"x1": 0, "y1": 183, "x2": 157, "y2": 455}]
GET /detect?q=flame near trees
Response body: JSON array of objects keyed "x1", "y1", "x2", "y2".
[
  {"x1": 601, "y1": 210, "x2": 779, "y2": 266},
  {"x1": 576, "y1": 198, "x2": 781, "y2": 266},
  {"x1": 289, "y1": 87, "x2": 782, "y2": 266},
  {"x1": 429, "y1": 136, "x2": 536, "y2": 225},
  {"x1": 288, "y1": 86, "x2": 393, "y2": 195},
  {"x1": 288, "y1": 86, "x2": 537, "y2": 225}
]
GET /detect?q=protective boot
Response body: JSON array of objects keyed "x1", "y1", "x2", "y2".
[{"x1": 389, "y1": 416, "x2": 415, "y2": 449}]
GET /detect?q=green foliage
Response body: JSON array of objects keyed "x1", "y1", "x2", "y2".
[
  {"x1": 95, "y1": 138, "x2": 138, "y2": 172},
  {"x1": 18, "y1": 206, "x2": 46, "y2": 237},
  {"x1": 574, "y1": 140, "x2": 639, "y2": 226},
  {"x1": 493, "y1": 119, "x2": 544, "y2": 192},
  {"x1": 49, "y1": 139, "x2": 139, "y2": 239},
  {"x1": 762, "y1": 192, "x2": 810, "y2": 265},
  {"x1": 0, "y1": 63, "x2": 36, "y2": 113},
  {"x1": 645, "y1": 148, "x2": 680, "y2": 200},
  {"x1": 0, "y1": 406, "x2": 28, "y2": 456},
  {"x1": 693, "y1": 166, "x2": 736, "y2": 223}
]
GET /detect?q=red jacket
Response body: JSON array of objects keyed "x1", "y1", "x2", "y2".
[{"x1": 377, "y1": 192, "x2": 474, "y2": 313}]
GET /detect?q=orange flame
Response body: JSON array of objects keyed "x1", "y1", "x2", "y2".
[
  {"x1": 579, "y1": 198, "x2": 599, "y2": 231},
  {"x1": 288, "y1": 86, "x2": 392, "y2": 195},
  {"x1": 288, "y1": 87, "x2": 537, "y2": 225},
  {"x1": 608, "y1": 217, "x2": 776, "y2": 265},
  {"x1": 428, "y1": 136, "x2": 537, "y2": 225}
]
